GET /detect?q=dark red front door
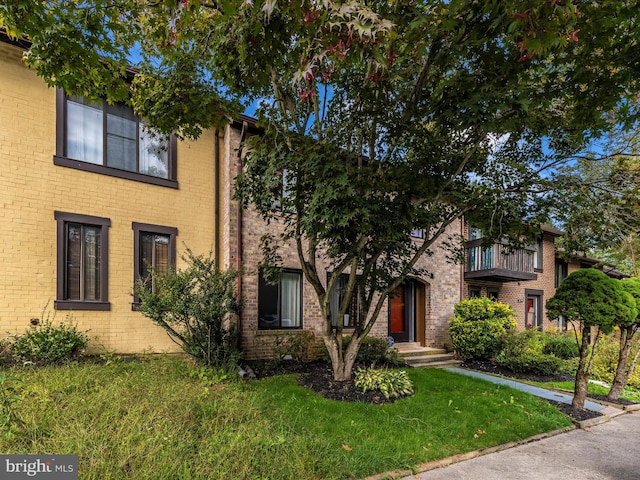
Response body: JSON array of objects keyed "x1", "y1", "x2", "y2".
[{"x1": 390, "y1": 285, "x2": 410, "y2": 342}]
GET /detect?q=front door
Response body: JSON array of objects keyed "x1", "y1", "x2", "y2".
[
  {"x1": 525, "y1": 289, "x2": 543, "y2": 331},
  {"x1": 389, "y1": 282, "x2": 416, "y2": 343}
]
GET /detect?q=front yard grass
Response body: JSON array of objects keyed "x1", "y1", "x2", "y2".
[
  {"x1": 1, "y1": 355, "x2": 572, "y2": 479},
  {"x1": 529, "y1": 380, "x2": 640, "y2": 404}
]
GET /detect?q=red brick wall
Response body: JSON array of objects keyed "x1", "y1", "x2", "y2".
[{"x1": 226, "y1": 126, "x2": 463, "y2": 359}]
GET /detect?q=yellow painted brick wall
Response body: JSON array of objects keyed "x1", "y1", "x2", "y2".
[{"x1": 0, "y1": 42, "x2": 223, "y2": 353}]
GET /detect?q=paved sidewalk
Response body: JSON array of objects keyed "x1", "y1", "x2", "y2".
[
  {"x1": 395, "y1": 368, "x2": 637, "y2": 480},
  {"x1": 403, "y1": 412, "x2": 640, "y2": 480},
  {"x1": 446, "y1": 367, "x2": 607, "y2": 412}
]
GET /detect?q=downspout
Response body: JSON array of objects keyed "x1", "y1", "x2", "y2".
[
  {"x1": 214, "y1": 130, "x2": 220, "y2": 265},
  {"x1": 235, "y1": 121, "x2": 249, "y2": 347},
  {"x1": 460, "y1": 218, "x2": 465, "y2": 301}
]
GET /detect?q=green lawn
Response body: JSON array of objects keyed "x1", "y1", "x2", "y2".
[
  {"x1": 529, "y1": 379, "x2": 640, "y2": 404},
  {"x1": 1, "y1": 356, "x2": 572, "y2": 479}
]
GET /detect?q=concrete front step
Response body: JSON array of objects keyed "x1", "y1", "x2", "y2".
[
  {"x1": 402, "y1": 354, "x2": 461, "y2": 368},
  {"x1": 396, "y1": 348, "x2": 448, "y2": 358},
  {"x1": 394, "y1": 344, "x2": 448, "y2": 356},
  {"x1": 393, "y1": 344, "x2": 460, "y2": 368},
  {"x1": 407, "y1": 358, "x2": 463, "y2": 368}
]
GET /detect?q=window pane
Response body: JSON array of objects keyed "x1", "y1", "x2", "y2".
[
  {"x1": 140, "y1": 233, "x2": 154, "y2": 287},
  {"x1": 139, "y1": 124, "x2": 169, "y2": 178},
  {"x1": 65, "y1": 224, "x2": 82, "y2": 300},
  {"x1": 83, "y1": 226, "x2": 101, "y2": 301},
  {"x1": 330, "y1": 275, "x2": 357, "y2": 327},
  {"x1": 258, "y1": 274, "x2": 279, "y2": 328},
  {"x1": 153, "y1": 235, "x2": 170, "y2": 277},
  {"x1": 280, "y1": 272, "x2": 301, "y2": 327},
  {"x1": 107, "y1": 105, "x2": 137, "y2": 172},
  {"x1": 66, "y1": 97, "x2": 103, "y2": 164}
]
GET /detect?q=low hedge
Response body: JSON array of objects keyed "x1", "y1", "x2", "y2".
[
  {"x1": 501, "y1": 353, "x2": 562, "y2": 376},
  {"x1": 542, "y1": 335, "x2": 580, "y2": 359}
]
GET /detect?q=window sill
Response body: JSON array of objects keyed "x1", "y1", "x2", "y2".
[
  {"x1": 55, "y1": 300, "x2": 111, "y2": 311},
  {"x1": 54, "y1": 155, "x2": 178, "y2": 189},
  {"x1": 534, "y1": 268, "x2": 543, "y2": 273},
  {"x1": 256, "y1": 327, "x2": 303, "y2": 335}
]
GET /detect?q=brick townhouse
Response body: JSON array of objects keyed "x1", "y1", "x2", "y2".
[
  {"x1": 463, "y1": 226, "x2": 627, "y2": 332},
  {"x1": 0, "y1": 32, "x2": 624, "y2": 360}
]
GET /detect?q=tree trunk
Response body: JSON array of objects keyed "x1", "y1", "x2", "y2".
[
  {"x1": 572, "y1": 329, "x2": 592, "y2": 410},
  {"x1": 608, "y1": 327, "x2": 636, "y2": 401},
  {"x1": 323, "y1": 332, "x2": 362, "y2": 381}
]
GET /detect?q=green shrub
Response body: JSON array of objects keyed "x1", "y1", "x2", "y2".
[
  {"x1": 137, "y1": 249, "x2": 241, "y2": 370},
  {"x1": 357, "y1": 336, "x2": 401, "y2": 365},
  {"x1": 449, "y1": 298, "x2": 517, "y2": 361},
  {"x1": 268, "y1": 330, "x2": 319, "y2": 363},
  {"x1": 10, "y1": 319, "x2": 89, "y2": 364},
  {"x1": 323, "y1": 336, "x2": 401, "y2": 366},
  {"x1": 501, "y1": 353, "x2": 562, "y2": 376},
  {"x1": 558, "y1": 357, "x2": 579, "y2": 375},
  {"x1": 499, "y1": 330, "x2": 544, "y2": 360},
  {"x1": 542, "y1": 334, "x2": 580, "y2": 359},
  {"x1": 354, "y1": 368, "x2": 414, "y2": 399},
  {"x1": 590, "y1": 332, "x2": 621, "y2": 385},
  {"x1": 591, "y1": 332, "x2": 640, "y2": 389}
]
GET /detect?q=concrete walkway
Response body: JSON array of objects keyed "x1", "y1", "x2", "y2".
[
  {"x1": 404, "y1": 412, "x2": 640, "y2": 480},
  {"x1": 446, "y1": 367, "x2": 607, "y2": 412},
  {"x1": 394, "y1": 368, "x2": 638, "y2": 480}
]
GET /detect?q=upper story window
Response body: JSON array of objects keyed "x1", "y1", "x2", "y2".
[
  {"x1": 469, "y1": 227, "x2": 483, "y2": 240},
  {"x1": 55, "y1": 90, "x2": 178, "y2": 188},
  {"x1": 533, "y1": 237, "x2": 543, "y2": 271},
  {"x1": 555, "y1": 260, "x2": 568, "y2": 288},
  {"x1": 410, "y1": 229, "x2": 425, "y2": 239}
]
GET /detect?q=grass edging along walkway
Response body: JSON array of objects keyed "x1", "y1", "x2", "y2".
[
  {"x1": 447, "y1": 368, "x2": 629, "y2": 429},
  {"x1": 1, "y1": 356, "x2": 573, "y2": 480},
  {"x1": 362, "y1": 425, "x2": 576, "y2": 480}
]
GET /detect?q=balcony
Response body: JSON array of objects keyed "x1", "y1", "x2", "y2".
[{"x1": 464, "y1": 239, "x2": 538, "y2": 282}]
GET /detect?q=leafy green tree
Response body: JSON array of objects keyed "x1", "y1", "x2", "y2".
[
  {"x1": 546, "y1": 269, "x2": 636, "y2": 409},
  {"x1": 608, "y1": 277, "x2": 640, "y2": 400},
  {"x1": 551, "y1": 129, "x2": 640, "y2": 276},
  {"x1": 136, "y1": 249, "x2": 241, "y2": 369},
  {"x1": 4, "y1": 1, "x2": 640, "y2": 379}
]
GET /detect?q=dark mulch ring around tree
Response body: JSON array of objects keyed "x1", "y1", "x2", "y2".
[
  {"x1": 462, "y1": 359, "x2": 640, "y2": 422},
  {"x1": 245, "y1": 359, "x2": 410, "y2": 405}
]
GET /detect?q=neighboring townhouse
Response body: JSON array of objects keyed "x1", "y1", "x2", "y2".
[
  {"x1": 0, "y1": 34, "x2": 241, "y2": 354},
  {"x1": 463, "y1": 225, "x2": 628, "y2": 332},
  {"x1": 238, "y1": 195, "x2": 463, "y2": 358}
]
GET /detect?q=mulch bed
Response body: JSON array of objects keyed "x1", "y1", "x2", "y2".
[
  {"x1": 461, "y1": 359, "x2": 575, "y2": 384},
  {"x1": 246, "y1": 359, "x2": 406, "y2": 405}
]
